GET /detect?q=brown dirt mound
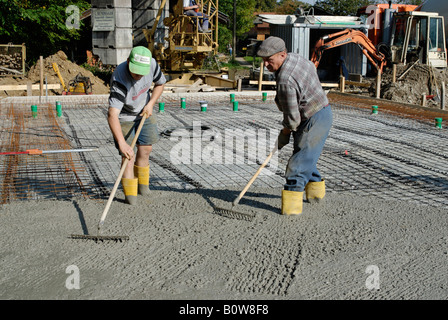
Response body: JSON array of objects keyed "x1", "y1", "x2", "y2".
[
  {"x1": 0, "y1": 51, "x2": 110, "y2": 97},
  {"x1": 380, "y1": 63, "x2": 448, "y2": 108}
]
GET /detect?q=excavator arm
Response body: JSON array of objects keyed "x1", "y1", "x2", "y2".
[{"x1": 311, "y1": 29, "x2": 387, "y2": 73}]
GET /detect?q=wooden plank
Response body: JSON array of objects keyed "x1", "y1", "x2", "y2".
[
  {"x1": 39, "y1": 56, "x2": 43, "y2": 97},
  {"x1": 392, "y1": 64, "x2": 397, "y2": 83},
  {"x1": 345, "y1": 80, "x2": 371, "y2": 88},
  {"x1": 0, "y1": 66, "x2": 22, "y2": 75},
  {"x1": 0, "y1": 84, "x2": 61, "y2": 91},
  {"x1": 200, "y1": 85, "x2": 215, "y2": 92},
  {"x1": 441, "y1": 81, "x2": 446, "y2": 110},
  {"x1": 258, "y1": 61, "x2": 264, "y2": 91},
  {"x1": 250, "y1": 80, "x2": 339, "y2": 87},
  {"x1": 204, "y1": 75, "x2": 235, "y2": 88},
  {"x1": 249, "y1": 80, "x2": 276, "y2": 85},
  {"x1": 375, "y1": 72, "x2": 381, "y2": 99},
  {"x1": 321, "y1": 83, "x2": 339, "y2": 88},
  {"x1": 187, "y1": 78, "x2": 203, "y2": 92},
  {"x1": 339, "y1": 75, "x2": 345, "y2": 93}
]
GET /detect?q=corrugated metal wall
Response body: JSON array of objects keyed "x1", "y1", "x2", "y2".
[
  {"x1": 341, "y1": 43, "x2": 367, "y2": 76},
  {"x1": 270, "y1": 24, "x2": 367, "y2": 76},
  {"x1": 270, "y1": 25, "x2": 310, "y2": 59}
]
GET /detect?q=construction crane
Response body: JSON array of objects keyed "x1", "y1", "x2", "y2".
[
  {"x1": 311, "y1": 28, "x2": 387, "y2": 74},
  {"x1": 143, "y1": 0, "x2": 219, "y2": 73}
]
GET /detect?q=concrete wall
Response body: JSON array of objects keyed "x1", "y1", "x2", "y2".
[{"x1": 91, "y1": 0, "x2": 169, "y2": 65}]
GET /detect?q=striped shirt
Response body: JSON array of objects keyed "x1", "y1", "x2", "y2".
[
  {"x1": 274, "y1": 53, "x2": 328, "y2": 131},
  {"x1": 109, "y1": 58, "x2": 166, "y2": 121}
]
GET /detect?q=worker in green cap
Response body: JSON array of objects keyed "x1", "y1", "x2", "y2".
[{"x1": 108, "y1": 46, "x2": 166, "y2": 205}]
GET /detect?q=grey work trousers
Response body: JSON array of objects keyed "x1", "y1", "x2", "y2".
[{"x1": 284, "y1": 105, "x2": 333, "y2": 191}]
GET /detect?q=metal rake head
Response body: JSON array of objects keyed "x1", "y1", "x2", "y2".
[
  {"x1": 213, "y1": 207, "x2": 255, "y2": 222},
  {"x1": 70, "y1": 234, "x2": 129, "y2": 242}
]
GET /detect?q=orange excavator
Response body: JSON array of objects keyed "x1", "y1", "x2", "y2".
[{"x1": 310, "y1": 28, "x2": 387, "y2": 74}]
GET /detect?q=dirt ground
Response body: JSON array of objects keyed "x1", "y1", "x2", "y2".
[
  {"x1": 380, "y1": 63, "x2": 448, "y2": 108},
  {"x1": 338, "y1": 63, "x2": 448, "y2": 109},
  {"x1": 0, "y1": 51, "x2": 110, "y2": 97}
]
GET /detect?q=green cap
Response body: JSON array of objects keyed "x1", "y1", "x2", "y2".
[{"x1": 128, "y1": 46, "x2": 152, "y2": 76}]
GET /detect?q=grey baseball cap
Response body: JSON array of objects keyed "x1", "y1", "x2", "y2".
[{"x1": 257, "y1": 37, "x2": 287, "y2": 57}]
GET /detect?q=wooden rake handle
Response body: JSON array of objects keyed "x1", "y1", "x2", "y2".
[
  {"x1": 98, "y1": 115, "x2": 148, "y2": 230},
  {"x1": 232, "y1": 142, "x2": 278, "y2": 207}
]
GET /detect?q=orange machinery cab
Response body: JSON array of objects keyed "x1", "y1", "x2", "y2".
[{"x1": 357, "y1": 3, "x2": 418, "y2": 46}]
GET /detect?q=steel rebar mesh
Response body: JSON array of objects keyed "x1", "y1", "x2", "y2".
[
  {"x1": 0, "y1": 101, "x2": 104, "y2": 204},
  {"x1": 0, "y1": 92, "x2": 447, "y2": 208}
]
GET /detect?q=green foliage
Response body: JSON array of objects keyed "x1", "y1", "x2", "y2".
[
  {"x1": 201, "y1": 54, "x2": 222, "y2": 71},
  {"x1": 275, "y1": 0, "x2": 312, "y2": 14},
  {"x1": 254, "y1": 0, "x2": 277, "y2": 12},
  {"x1": 80, "y1": 62, "x2": 113, "y2": 84},
  {"x1": 394, "y1": 0, "x2": 423, "y2": 4},
  {"x1": 218, "y1": 0, "x2": 257, "y2": 52},
  {"x1": 0, "y1": 0, "x2": 90, "y2": 64},
  {"x1": 235, "y1": 1, "x2": 257, "y2": 38},
  {"x1": 221, "y1": 58, "x2": 249, "y2": 69},
  {"x1": 314, "y1": 0, "x2": 375, "y2": 16},
  {"x1": 218, "y1": 24, "x2": 233, "y2": 53},
  {"x1": 243, "y1": 55, "x2": 262, "y2": 65},
  {"x1": 314, "y1": 0, "x2": 424, "y2": 16}
]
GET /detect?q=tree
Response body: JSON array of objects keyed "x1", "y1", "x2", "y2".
[
  {"x1": 275, "y1": 0, "x2": 312, "y2": 14},
  {"x1": 0, "y1": 0, "x2": 90, "y2": 64},
  {"x1": 218, "y1": 0, "x2": 257, "y2": 53},
  {"x1": 314, "y1": 0, "x2": 376, "y2": 16},
  {"x1": 393, "y1": 0, "x2": 423, "y2": 4},
  {"x1": 254, "y1": 0, "x2": 277, "y2": 12}
]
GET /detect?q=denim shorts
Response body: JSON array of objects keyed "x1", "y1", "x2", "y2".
[{"x1": 114, "y1": 115, "x2": 159, "y2": 154}]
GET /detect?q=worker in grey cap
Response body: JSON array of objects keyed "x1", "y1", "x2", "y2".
[{"x1": 257, "y1": 36, "x2": 333, "y2": 215}]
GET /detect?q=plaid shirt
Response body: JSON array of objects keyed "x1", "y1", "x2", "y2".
[{"x1": 274, "y1": 53, "x2": 328, "y2": 131}]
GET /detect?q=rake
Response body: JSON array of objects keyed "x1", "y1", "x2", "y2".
[
  {"x1": 70, "y1": 115, "x2": 148, "y2": 242},
  {"x1": 214, "y1": 143, "x2": 278, "y2": 221}
]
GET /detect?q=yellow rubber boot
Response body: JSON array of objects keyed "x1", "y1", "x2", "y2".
[
  {"x1": 281, "y1": 190, "x2": 303, "y2": 215},
  {"x1": 305, "y1": 180, "x2": 326, "y2": 203},
  {"x1": 121, "y1": 178, "x2": 138, "y2": 205},
  {"x1": 134, "y1": 165, "x2": 150, "y2": 196}
]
